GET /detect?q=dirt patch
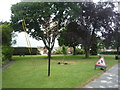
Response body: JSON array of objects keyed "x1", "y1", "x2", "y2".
[{"x1": 51, "y1": 60, "x2": 80, "y2": 64}]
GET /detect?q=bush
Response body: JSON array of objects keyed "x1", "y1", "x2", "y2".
[
  {"x1": 12, "y1": 47, "x2": 38, "y2": 55},
  {"x1": 62, "y1": 45, "x2": 67, "y2": 55},
  {"x1": 2, "y1": 45, "x2": 13, "y2": 61},
  {"x1": 99, "y1": 51, "x2": 120, "y2": 55},
  {"x1": 52, "y1": 49, "x2": 63, "y2": 55},
  {"x1": 76, "y1": 48, "x2": 84, "y2": 55}
]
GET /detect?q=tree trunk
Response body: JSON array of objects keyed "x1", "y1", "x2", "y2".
[
  {"x1": 84, "y1": 46, "x2": 90, "y2": 58},
  {"x1": 62, "y1": 55, "x2": 65, "y2": 63},
  {"x1": 48, "y1": 48, "x2": 51, "y2": 77},
  {"x1": 117, "y1": 46, "x2": 119, "y2": 55},
  {"x1": 73, "y1": 46, "x2": 76, "y2": 55}
]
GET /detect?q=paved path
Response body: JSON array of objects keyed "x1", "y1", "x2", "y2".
[
  {"x1": 0, "y1": 60, "x2": 14, "y2": 71},
  {"x1": 84, "y1": 63, "x2": 119, "y2": 88}
]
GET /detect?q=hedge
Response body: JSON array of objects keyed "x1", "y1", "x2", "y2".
[
  {"x1": 2, "y1": 45, "x2": 13, "y2": 61},
  {"x1": 12, "y1": 47, "x2": 38, "y2": 55},
  {"x1": 99, "y1": 51, "x2": 120, "y2": 55}
]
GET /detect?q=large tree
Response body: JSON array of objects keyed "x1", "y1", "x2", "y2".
[
  {"x1": 11, "y1": 2, "x2": 80, "y2": 76},
  {"x1": 76, "y1": 2, "x2": 115, "y2": 58}
]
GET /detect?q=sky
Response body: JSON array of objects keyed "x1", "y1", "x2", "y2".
[
  {"x1": 0, "y1": 0, "x2": 59, "y2": 47},
  {"x1": 0, "y1": 0, "x2": 119, "y2": 47}
]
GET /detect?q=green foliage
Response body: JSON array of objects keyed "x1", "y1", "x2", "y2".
[
  {"x1": 99, "y1": 51, "x2": 120, "y2": 55},
  {"x1": 0, "y1": 23, "x2": 13, "y2": 46},
  {"x1": 11, "y1": 2, "x2": 81, "y2": 61},
  {"x1": 11, "y1": 2, "x2": 117, "y2": 58},
  {"x1": 90, "y1": 34, "x2": 98, "y2": 55},
  {"x1": 52, "y1": 49, "x2": 63, "y2": 55},
  {"x1": 13, "y1": 47, "x2": 38, "y2": 55},
  {"x1": 58, "y1": 22, "x2": 81, "y2": 55},
  {"x1": 1, "y1": 23, "x2": 14, "y2": 63},
  {"x1": 58, "y1": 22, "x2": 80, "y2": 47},
  {"x1": 75, "y1": 48, "x2": 84, "y2": 55},
  {"x1": 62, "y1": 45, "x2": 67, "y2": 55},
  {"x1": 77, "y1": 2, "x2": 115, "y2": 58},
  {"x1": 2, "y1": 45, "x2": 13, "y2": 61},
  {"x1": 11, "y1": 2, "x2": 80, "y2": 43},
  {"x1": 97, "y1": 38, "x2": 105, "y2": 49},
  {"x1": 90, "y1": 48, "x2": 98, "y2": 55},
  {"x1": 102, "y1": 11, "x2": 120, "y2": 55}
]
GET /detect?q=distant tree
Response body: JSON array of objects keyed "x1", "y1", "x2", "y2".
[
  {"x1": 11, "y1": 2, "x2": 80, "y2": 76},
  {"x1": 58, "y1": 22, "x2": 81, "y2": 55}
]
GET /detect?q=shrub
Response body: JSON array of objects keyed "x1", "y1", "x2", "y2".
[
  {"x1": 12, "y1": 47, "x2": 38, "y2": 55},
  {"x1": 2, "y1": 45, "x2": 13, "y2": 61},
  {"x1": 1, "y1": 22, "x2": 14, "y2": 64},
  {"x1": 62, "y1": 45, "x2": 67, "y2": 55},
  {"x1": 76, "y1": 48, "x2": 84, "y2": 55},
  {"x1": 52, "y1": 49, "x2": 63, "y2": 55},
  {"x1": 99, "y1": 51, "x2": 120, "y2": 55}
]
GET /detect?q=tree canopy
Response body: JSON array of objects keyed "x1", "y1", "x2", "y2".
[
  {"x1": 76, "y1": 2, "x2": 115, "y2": 57},
  {"x1": 11, "y1": 2, "x2": 80, "y2": 51}
]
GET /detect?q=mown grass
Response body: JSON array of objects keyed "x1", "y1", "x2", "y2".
[{"x1": 2, "y1": 55, "x2": 118, "y2": 88}]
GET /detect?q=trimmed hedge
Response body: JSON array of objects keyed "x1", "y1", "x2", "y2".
[
  {"x1": 99, "y1": 51, "x2": 120, "y2": 55},
  {"x1": 12, "y1": 47, "x2": 38, "y2": 55}
]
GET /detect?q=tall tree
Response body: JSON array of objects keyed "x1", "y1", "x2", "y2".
[
  {"x1": 11, "y1": 2, "x2": 80, "y2": 76},
  {"x1": 76, "y1": 2, "x2": 115, "y2": 58}
]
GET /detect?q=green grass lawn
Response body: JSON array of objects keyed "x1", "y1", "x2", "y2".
[{"x1": 2, "y1": 55, "x2": 118, "y2": 88}]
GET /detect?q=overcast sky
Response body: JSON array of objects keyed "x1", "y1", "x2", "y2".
[
  {"x1": 0, "y1": 0, "x2": 118, "y2": 47},
  {"x1": 0, "y1": 0, "x2": 60, "y2": 47}
]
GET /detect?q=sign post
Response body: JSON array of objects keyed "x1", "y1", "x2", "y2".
[{"x1": 95, "y1": 56, "x2": 107, "y2": 72}]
